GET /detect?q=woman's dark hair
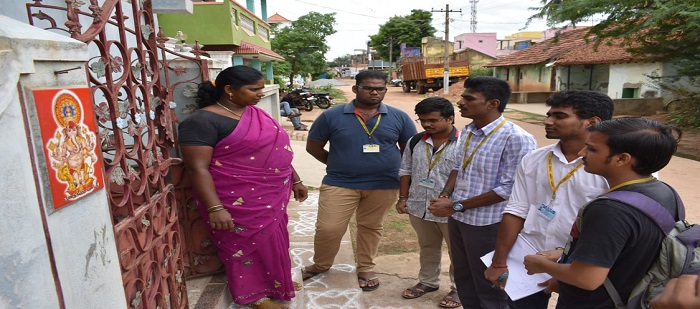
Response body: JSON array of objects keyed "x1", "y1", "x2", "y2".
[
  {"x1": 463, "y1": 76, "x2": 511, "y2": 112},
  {"x1": 196, "y1": 65, "x2": 264, "y2": 108},
  {"x1": 587, "y1": 117, "x2": 682, "y2": 175},
  {"x1": 415, "y1": 97, "x2": 455, "y2": 120},
  {"x1": 546, "y1": 90, "x2": 614, "y2": 121}
]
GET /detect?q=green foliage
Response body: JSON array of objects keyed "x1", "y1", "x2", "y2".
[
  {"x1": 311, "y1": 85, "x2": 347, "y2": 103},
  {"x1": 529, "y1": 0, "x2": 700, "y2": 126},
  {"x1": 273, "y1": 76, "x2": 286, "y2": 88},
  {"x1": 369, "y1": 10, "x2": 436, "y2": 61},
  {"x1": 271, "y1": 12, "x2": 336, "y2": 84},
  {"x1": 328, "y1": 54, "x2": 353, "y2": 68},
  {"x1": 469, "y1": 67, "x2": 494, "y2": 77}
]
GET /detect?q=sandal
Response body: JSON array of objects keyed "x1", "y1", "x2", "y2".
[
  {"x1": 301, "y1": 265, "x2": 327, "y2": 281},
  {"x1": 402, "y1": 282, "x2": 439, "y2": 299},
  {"x1": 358, "y1": 276, "x2": 380, "y2": 292},
  {"x1": 439, "y1": 290, "x2": 462, "y2": 308}
]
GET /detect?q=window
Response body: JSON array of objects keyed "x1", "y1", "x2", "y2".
[
  {"x1": 230, "y1": 6, "x2": 238, "y2": 27},
  {"x1": 257, "y1": 24, "x2": 269, "y2": 41},
  {"x1": 506, "y1": 68, "x2": 510, "y2": 81},
  {"x1": 622, "y1": 88, "x2": 639, "y2": 98},
  {"x1": 240, "y1": 14, "x2": 255, "y2": 35}
]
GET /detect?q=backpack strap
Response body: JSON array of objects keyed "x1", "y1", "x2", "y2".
[
  {"x1": 604, "y1": 190, "x2": 677, "y2": 233},
  {"x1": 600, "y1": 189, "x2": 681, "y2": 308},
  {"x1": 408, "y1": 131, "x2": 426, "y2": 154}
]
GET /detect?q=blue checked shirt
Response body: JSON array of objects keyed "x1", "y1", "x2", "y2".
[{"x1": 451, "y1": 116, "x2": 537, "y2": 226}]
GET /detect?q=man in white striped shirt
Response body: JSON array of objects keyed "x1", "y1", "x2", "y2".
[{"x1": 429, "y1": 77, "x2": 537, "y2": 309}]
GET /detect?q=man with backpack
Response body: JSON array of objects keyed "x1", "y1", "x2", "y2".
[
  {"x1": 396, "y1": 97, "x2": 462, "y2": 308},
  {"x1": 523, "y1": 117, "x2": 684, "y2": 308}
]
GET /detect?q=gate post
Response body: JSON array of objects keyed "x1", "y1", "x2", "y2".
[{"x1": 0, "y1": 15, "x2": 126, "y2": 308}]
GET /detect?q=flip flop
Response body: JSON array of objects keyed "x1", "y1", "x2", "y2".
[
  {"x1": 439, "y1": 290, "x2": 462, "y2": 308},
  {"x1": 358, "y1": 276, "x2": 380, "y2": 291},
  {"x1": 402, "y1": 282, "x2": 439, "y2": 299},
  {"x1": 301, "y1": 266, "x2": 327, "y2": 281}
]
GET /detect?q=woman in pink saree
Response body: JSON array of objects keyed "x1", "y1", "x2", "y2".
[{"x1": 179, "y1": 66, "x2": 307, "y2": 309}]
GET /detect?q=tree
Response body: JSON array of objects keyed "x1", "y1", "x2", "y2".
[
  {"x1": 271, "y1": 12, "x2": 336, "y2": 85},
  {"x1": 328, "y1": 54, "x2": 353, "y2": 68},
  {"x1": 369, "y1": 10, "x2": 436, "y2": 61},
  {"x1": 529, "y1": 0, "x2": 700, "y2": 125}
]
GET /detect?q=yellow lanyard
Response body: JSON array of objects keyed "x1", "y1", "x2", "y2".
[
  {"x1": 425, "y1": 140, "x2": 451, "y2": 172},
  {"x1": 355, "y1": 114, "x2": 382, "y2": 141},
  {"x1": 606, "y1": 177, "x2": 656, "y2": 193},
  {"x1": 547, "y1": 152, "x2": 584, "y2": 200},
  {"x1": 462, "y1": 119, "x2": 506, "y2": 172}
]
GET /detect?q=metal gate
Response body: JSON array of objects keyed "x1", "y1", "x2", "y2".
[{"x1": 27, "y1": 1, "x2": 216, "y2": 307}]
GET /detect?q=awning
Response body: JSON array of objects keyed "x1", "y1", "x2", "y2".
[{"x1": 232, "y1": 41, "x2": 285, "y2": 62}]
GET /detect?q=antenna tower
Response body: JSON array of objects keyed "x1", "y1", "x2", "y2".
[{"x1": 470, "y1": 0, "x2": 478, "y2": 33}]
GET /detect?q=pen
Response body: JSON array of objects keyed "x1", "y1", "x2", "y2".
[{"x1": 497, "y1": 271, "x2": 509, "y2": 283}]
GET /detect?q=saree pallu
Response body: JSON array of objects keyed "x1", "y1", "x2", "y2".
[{"x1": 194, "y1": 106, "x2": 295, "y2": 304}]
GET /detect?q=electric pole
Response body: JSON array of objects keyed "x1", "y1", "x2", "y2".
[
  {"x1": 388, "y1": 37, "x2": 394, "y2": 80},
  {"x1": 432, "y1": 5, "x2": 461, "y2": 94}
]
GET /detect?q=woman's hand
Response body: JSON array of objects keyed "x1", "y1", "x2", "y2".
[
  {"x1": 208, "y1": 209, "x2": 235, "y2": 232},
  {"x1": 293, "y1": 183, "x2": 308, "y2": 202}
]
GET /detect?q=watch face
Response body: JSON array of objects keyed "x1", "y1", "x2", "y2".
[{"x1": 452, "y1": 201, "x2": 463, "y2": 212}]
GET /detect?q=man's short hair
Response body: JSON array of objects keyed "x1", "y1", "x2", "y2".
[
  {"x1": 355, "y1": 71, "x2": 387, "y2": 84},
  {"x1": 415, "y1": 97, "x2": 455, "y2": 119},
  {"x1": 588, "y1": 117, "x2": 682, "y2": 175},
  {"x1": 463, "y1": 76, "x2": 511, "y2": 112},
  {"x1": 546, "y1": 90, "x2": 615, "y2": 121}
]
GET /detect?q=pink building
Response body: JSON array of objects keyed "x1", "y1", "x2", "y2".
[{"x1": 453, "y1": 32, "x2": 497, "y2": 58}]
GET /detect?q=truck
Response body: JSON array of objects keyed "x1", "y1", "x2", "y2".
[{"x1": 400, "y1": 38, "x2": 470, "y2": 94}]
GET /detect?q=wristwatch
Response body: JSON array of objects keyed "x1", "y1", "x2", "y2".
[{"x1": 452, "y1": 201, "x2": 465, "y2": 212}]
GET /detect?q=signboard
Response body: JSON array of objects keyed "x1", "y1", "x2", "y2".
[
  {"x1": 33, "y1": 87, "x2": 104, "y2": 210},
  {"x1": 425, "y1": 67, "x2": 471, "y2": 79}
]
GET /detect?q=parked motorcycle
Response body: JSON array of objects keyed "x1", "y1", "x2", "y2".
[
  {"x1": 289, "y1": 88, "x2": 316, "y2": 111},
  {"x1": 311, "y1": 92, "x2": 332, "y2": 109}
]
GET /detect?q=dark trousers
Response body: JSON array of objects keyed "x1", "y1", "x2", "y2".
[
  {"x1": 449, "y1": 217, "x2": 510, "y2": 309},
  {"x1": 512, "y1": 290, "x2": 551, "y2": 309}
]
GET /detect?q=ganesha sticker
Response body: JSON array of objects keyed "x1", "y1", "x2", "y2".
[{"x1": 34, "y1": 88, "x2": 104, "y2": 210}]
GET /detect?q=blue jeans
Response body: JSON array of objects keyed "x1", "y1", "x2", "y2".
[
  {"x1": 280, "y1": 101, "x2": 295, "y2": 115},
  {"x1": 280, "y1": 106, "x2": 302, "y2": 129}
]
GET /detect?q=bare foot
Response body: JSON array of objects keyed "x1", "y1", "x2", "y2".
[{"x1": 249, "y1": 299, "x2": 288, "y2": 309}]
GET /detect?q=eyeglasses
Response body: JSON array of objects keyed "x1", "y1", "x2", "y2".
[
  {"x1": 415, "y1": 118, "x2": 446, "y2": 124},
  {"x1": 357, "y1": 85, "x2": 388, "y2": 93}
]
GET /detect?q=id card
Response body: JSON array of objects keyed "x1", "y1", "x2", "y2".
[
  {"x1": 363, "y1": 144, "x2": 380, "y2": 153},
  {"x1": 418, "y1": 178, "x2": 435, "y2": 189},
  {"x1": 537, "y1": 204, "x2": 556, "y2": 221}
]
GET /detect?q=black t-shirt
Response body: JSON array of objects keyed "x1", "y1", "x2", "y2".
[
  {"x1": 177, "y1": 110, "x2": 239, "y2": 147},
  {"x1": 557, "y1": 180, "x2": 682, "y2": 309}
]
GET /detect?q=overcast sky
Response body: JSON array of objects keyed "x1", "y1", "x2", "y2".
[{"x1": 264, "y1": 0, "x2": 589, "y2": 60}]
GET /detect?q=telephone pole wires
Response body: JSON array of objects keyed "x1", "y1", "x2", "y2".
[{"x1": 432, "y1": 4, "x2": 462, "y2": 94}]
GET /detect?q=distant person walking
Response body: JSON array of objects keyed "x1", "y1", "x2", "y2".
[{"x1": 303, "y1": 70, "x2": 417, "y2": 291}]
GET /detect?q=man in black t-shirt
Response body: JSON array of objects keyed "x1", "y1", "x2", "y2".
[{"x1": 523, "y1": 117, "x2": 684, "y2": 308}]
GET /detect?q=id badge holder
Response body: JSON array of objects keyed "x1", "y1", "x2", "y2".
[
  {"x1": 363, "y1": 144, "x2": 380, "y2": 153},
  {"x1": 537, "y1": 204, "x2": 556, "y2": 221},
  {"x1": 418, "y1": 178, "x2": 435, "y2": 188}
]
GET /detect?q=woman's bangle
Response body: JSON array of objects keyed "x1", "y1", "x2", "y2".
[
  {"x1": 293, "y1": 180, "x2": 303, "y2": 185},
  {"x1": 207, "y1": 204, "x2": 223, "y2": 209},
  {"x1": 207, "y1": 206, "x2": 225, "y2": 213},
  {"x1": 490, "y1": 263, "x2": 508, "y2": 268},
  {"x1": 398, "y1": 195, "x2": 408, "y2": 201},
  {"x1": 439, "y1": 190, "x2": 452, "y2": 198}
]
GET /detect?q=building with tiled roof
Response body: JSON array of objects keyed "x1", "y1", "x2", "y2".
[
  {"x1": 267, "y1": 13, "x2": 292, "y2": 29},
  {"x1": 485, "y1": 26, "x2": 668, "y2": 112}
]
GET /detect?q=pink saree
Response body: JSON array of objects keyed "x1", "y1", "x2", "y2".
[{"x1": 195, "y1": 105, "x2": 295, "y2": 304}]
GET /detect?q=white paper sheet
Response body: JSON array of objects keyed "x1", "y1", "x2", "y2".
[{"x1": 481, "y1": 234, "x2": 553, "y2": 301}]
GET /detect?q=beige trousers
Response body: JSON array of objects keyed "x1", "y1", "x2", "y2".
[
  {"x1": 312, "y1": 184, "x2": 398, "y2": 273},
  {"x1": 409, "y1": 215, "x2": 456, "y2": 290}
]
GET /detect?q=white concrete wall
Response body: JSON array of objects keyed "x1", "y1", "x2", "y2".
[
  {"x1": 607, "y1": 62, "x2": 662, "y2": 99},
  {"x1": 0, "y1": 15, "x2": 126, "y2": 308}
]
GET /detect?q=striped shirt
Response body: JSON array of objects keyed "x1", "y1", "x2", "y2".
[
  {"x1": 451, "y1": 116, "x2": 537, "y2": 226},
  {"x1": 399, "y1": 128, "x2": 461, "y2": 223}
]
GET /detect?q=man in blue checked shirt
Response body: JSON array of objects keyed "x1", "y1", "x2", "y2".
[{"x1": 429, "y1": 77, "x2": 536, "y2": 309}]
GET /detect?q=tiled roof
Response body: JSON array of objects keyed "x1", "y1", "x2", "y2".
[
  {"x1": 553, "y1": 39, "x2": 642, "y2": 65},
  {"x1": 232, "y1": 41, "x2": 284, "y2": 60},
  {"x1": 486, "y1": 27, "x2": 590, "y2": 67},
  {"x1": 268, "y1": 13, "x2": 290, "y2": 22}
]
